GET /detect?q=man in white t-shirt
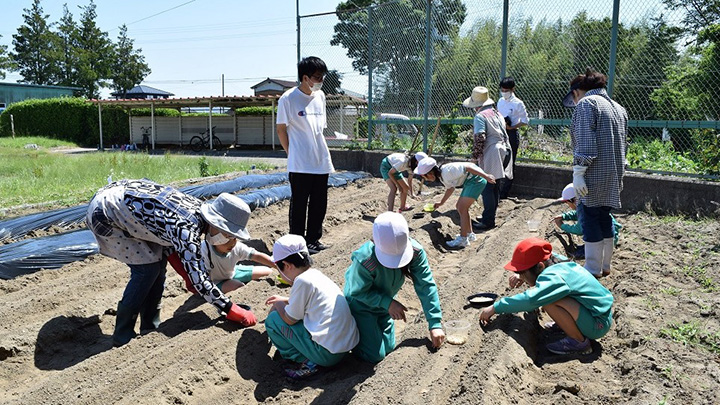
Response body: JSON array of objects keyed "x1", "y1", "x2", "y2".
[
  {"x1": 276, "y1": 56, "x2": 334, "y2": 254},
  {"x1": 265, "y1": 234, "x2": 360, "y2": 379},
  {"x1": 497, "y1": 76, "x2": 529, "y2": 199}
]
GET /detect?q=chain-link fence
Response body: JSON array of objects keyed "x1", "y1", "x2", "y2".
[{"x1": 300, "y1": 0, "x2": 720, "y2": 177}]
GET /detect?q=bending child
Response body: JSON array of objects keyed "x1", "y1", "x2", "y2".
[
  {"x1": 479, "y1": 238, "x2": 614, "y2": 355},
  {"x1": 265, "y1": 234, "x2": 359, "y2": 379},
  {"x1": 414, "y1": 157, "x2": 495, "y2": 248},
  {"x1": 380, "y1": 151, "x2": 427, "y2": 212},
  {"x1": 344, "y1": 212, "x2": 445, "y2": 363},
  {"x1": 553, "y1": 183, "x2": 622, "y2": 267}
]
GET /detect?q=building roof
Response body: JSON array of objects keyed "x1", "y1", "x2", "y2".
[
  {"x1": 88, "y1": 94, "x2": 366, "y2": 109},
  {"x1": 250, "y1": 78, "x2": 297, "y2": 89},
  {"x1": 0, "y1": 81, "x2": 81, "y2": 91},
  {"x1": 110, "y1": 85, "x2": 174, "y2": 97}
]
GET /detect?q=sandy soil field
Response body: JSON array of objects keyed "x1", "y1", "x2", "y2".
[{"x1": 1, "y1": 175, "x2": 719, "y2": 405}]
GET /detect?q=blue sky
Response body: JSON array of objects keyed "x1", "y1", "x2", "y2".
[
  {"x1": 0, "y1": 0, "x2": 345, "y2": 98},
  {"x1": 1, "y1": 0, "x2": 674, "y2": 99}
]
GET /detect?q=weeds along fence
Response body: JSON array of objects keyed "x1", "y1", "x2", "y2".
[{"x1": 299, "y1": 0, "x2": 720, "y2": 178}]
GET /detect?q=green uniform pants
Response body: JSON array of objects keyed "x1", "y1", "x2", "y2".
[
  {"x1": 265, "y1": 311, "x2": 345, "y2": 367},
  {"x1": 347, "y1": 297, "x2": 396, "y2": 363}
]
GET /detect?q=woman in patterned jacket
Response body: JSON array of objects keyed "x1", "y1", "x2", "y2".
[{"x1": 86, "y1": 180, "x2": 257, "y2": 346}]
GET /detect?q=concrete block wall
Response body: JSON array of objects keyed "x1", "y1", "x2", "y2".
[{"x1": 329, "y1": 150, "x2": 720, "y2": 217}]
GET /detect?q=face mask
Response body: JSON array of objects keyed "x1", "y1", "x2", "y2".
[
  {"x1": 311, "y1": 81, "x2": 323, "y2": 92},
  {"x1": 501, "y1": 91, "x2": 512, "y2": 100},
  {"x1": 206, "y1": 232, "x2": 231, "y2": 246}
]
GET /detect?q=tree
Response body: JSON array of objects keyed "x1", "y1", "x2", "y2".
[
  {"x1": 0, "y1": 35, "x2": 14, "y2": 80},
  {"x1": 54, "y1": 3, "x2": 81, "y2": 87},
  {"x1": 321, "y1": 69, "x2": 343, "y2": 95},
  {"x1": 332, "y1": 0, "x2": 466, "y2": 115},
  {"x1": 11, "y1": 0, "x2": 60, "y2": 85},
  {"x1": 75, "y1": 0, "x2": 112, "y2": 98},
  {"x1": 110, "y1": 25, "x2": 151, "y2": 97}
]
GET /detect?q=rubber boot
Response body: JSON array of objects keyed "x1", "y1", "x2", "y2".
[
  {"x1": 113, "y1": 301, "x2": 138, "y2": 347},
  {"x1": 139, "y1": 299, "x2": 161, "y2": 334},
  {"x1": 601, "y1": 237, "x2": 614, "y2": 276},
  {"x1": 583, "y1": 241, "x2": 603, "y2": 278}
]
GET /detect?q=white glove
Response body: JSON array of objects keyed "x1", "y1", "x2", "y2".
[{"x1": 573, "y1": 165, "x2": 588, "y2": 197}]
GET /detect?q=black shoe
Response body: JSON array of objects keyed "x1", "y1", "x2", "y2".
[
  {"x1": 472, "y1": 221, "x2": 495, "y2": 231},
  {"x1": 307, "y1": 241, "x2": 329, "y2": 255}
]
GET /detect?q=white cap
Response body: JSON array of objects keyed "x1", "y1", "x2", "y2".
[
  {"x1": 414, "y1": 157, "x2": 437, "y2": 175},
  {"x1": 558, "y1": 183, "x2": 576, "y2": 201},
  {"x1": 271, "y1": 234, "x2": 309, "y2": 263},
  {"x1": 373, "y1": 212, "x2": 414, "y2": 268},
  {"x1": 414, "y1": 151, "x2": 428, "y2": 161}
]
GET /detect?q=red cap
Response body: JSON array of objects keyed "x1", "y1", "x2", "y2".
[{"x1": 504, "y1": 238, "x2": 553, "y2": 272}]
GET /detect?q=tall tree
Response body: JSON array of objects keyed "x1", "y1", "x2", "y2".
[
  {"x1": 75, "y1": 0, "x2": 112, "y2": 98},
  {"x1": 11, "y1": 0, "x2": 60, "y2": 85},
  {"x1": 0, "y1": 35, "x2": 14, "y2": 80},
  {"x1": 321, "y1": 69, "x2": 343, "y2": 95},
  {"x1": 55, "y1": 3, "x2": 81, "y2": 87},
  {"x1": 110, "y1": 24, "x2": 151, "y2": 97}
]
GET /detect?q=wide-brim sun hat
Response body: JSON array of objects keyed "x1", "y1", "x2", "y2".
[
  {"x1": 562, "y1": 82, "x2": 581, "y2": 108},
  {"x1": 463, "y1": 86, "x2": 495, "y2": 108},
  {"x1": 200, "y1": 193, "x2": 251, "y2": 240},
  {"x1": 414, "y1": 156, "x2": 437, "y2": 175},
  {"x1": 504, "y1": 237, "x2": 552, "y2": 272},
  {"x1": 373, "y1": 212, "x2": 414, "y2": 268}
]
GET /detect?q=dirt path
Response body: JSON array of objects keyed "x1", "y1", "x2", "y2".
[{"x1": 1, "y1": 177, "x2": 719, "y2": 404}]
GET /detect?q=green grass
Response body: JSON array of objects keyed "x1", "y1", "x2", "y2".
[
  {"x1": 660, "y1": 321, "x2": 720, "y2": 354},
  {"x1": 0, "y1": 136, "x2": 271, "y2": 211}
]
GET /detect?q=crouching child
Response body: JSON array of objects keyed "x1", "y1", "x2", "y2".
[
  {"x1": 265, "y1": 234, "x2": 360, "y2": 379},
  {"x1": 479, "y1": 237, "x2": 614, "y2": 355}
]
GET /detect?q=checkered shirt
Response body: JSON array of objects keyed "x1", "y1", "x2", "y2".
[{"x1": 571, "y1": 89, "x2": 628, "y2": 209}]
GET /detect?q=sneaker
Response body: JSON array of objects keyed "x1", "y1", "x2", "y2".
[
  {"x1": 546, "y1": 336, "x2": 592, "y2": 355},
  {"x1": 284, "y1": 360, "x2": 319, "y2": 379},
  {"x1": 446, "y1": 235, "x2": 469, "y2": 248},
  {"x1": 468, "y1": 232, "x2": 477, "y2": 242}
]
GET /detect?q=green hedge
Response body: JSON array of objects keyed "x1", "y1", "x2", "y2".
[{"x1": 0, "y1": 97, "x2": 129, "y2": 147}]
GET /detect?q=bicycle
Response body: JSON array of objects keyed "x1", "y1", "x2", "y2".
[
  {"x1": 189, "y1": 126, "x2": 222, "y2": 152},
  {"x1": 140, "y1": 126, "x2": 151, "y2": 149}
]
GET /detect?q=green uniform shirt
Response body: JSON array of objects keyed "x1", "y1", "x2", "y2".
[
  {"x1": 494, "y1": 261, "x2": 614, "y2": 318},
  {"x1": 344, "y1": 239, "x2": 443, "y2": 330}
]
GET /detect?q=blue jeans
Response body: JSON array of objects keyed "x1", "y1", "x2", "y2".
[
  {"x1": 122, "y1": 258, "x2": 167, "y2": 315},
  {"x1": 480, "y1": 180, "x2": 499, "y2": 227},
  {"x1": 578, "y1": 203, "x2": 613, "y2": 243}
]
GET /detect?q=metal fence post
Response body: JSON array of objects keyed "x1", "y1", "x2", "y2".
[
  {"x1": 500, "y1": 0, "x2": 509, "y2": 81},
  {"x1": 607, "y1": 0, "x2": 621, "y2": 97},
  {"x1": 422, "y1": 0, "x2": 433, "y2": 152},
  {"x1": 296, "y1": 0, "x2": 301, "y2": 64},
  {"x1": 367, "y1": 6, "x2": 374, "y2": 149}
]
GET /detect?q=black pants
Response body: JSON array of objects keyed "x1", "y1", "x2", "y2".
[
  {"x1": 499, "y1": 128, "x2": 519, "y2": 198},
  {"x1": 289, "y1": 172, "x2": 329, "y2": 243}
]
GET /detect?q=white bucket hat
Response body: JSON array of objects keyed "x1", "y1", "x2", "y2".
[
  {"x1": 373, "y1": 212, "x2": 414, "y2": 268},
  {"x1": 414, "y1": 156, "x2": 437, "y2": 175},
  {"x1": 462, "y1": 86, "x2": 495, "y2": 108},
  {"x1": 558, "y1": 183, "x2": 576, "y2": 201},
  {"x1": 200, "y1": 193, "x2": 251, "y2": 240},
  {"x1": 271, "y1": 234, "x2": 309, "y2": 263},
  {"x1": 414, "y1": 151, "x2": 428, "y2": 161}
]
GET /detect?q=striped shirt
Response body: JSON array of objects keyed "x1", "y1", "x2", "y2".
[{"x1": 571, "y1": 88, "x2": 628, "y2": 209}]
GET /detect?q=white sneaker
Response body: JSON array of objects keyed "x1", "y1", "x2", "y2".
[
  {"x1": 447, "y1": 235, "x2": 469, "y2": 248},
  {"x1": 468, "y1": 232, "x2": 477, "y2": 242}
]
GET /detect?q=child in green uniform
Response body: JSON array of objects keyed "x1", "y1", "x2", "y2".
[
  {"x1": 414, "y1": 157, "x2": 496, "y2": 248},
  {"x1": 380, "y1": 151, "x2": 427, "y2": 212},
  {"x1": 265, "y1": 234, "x2": 359, "y2": 379},
  {"x1": 344, "y1": 212, "x2": 445, "y2": 363},
  {"x1": 479, "y1": 237, "x2": 614, "y2": 355},
  {"x1": 553, "y1": 183, "x2": 622, "y2": 271}
]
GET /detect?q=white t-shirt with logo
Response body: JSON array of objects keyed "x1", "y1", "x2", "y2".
[
  {"x1": 276, "y1": 87, "x2": 334, "y2": 174},
  {"x1": 284, "y1": 268, "x2": 360, "y2": 354},
  {"x1": 200, "y1": 240, "x2": 256, "y2": 283}
]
